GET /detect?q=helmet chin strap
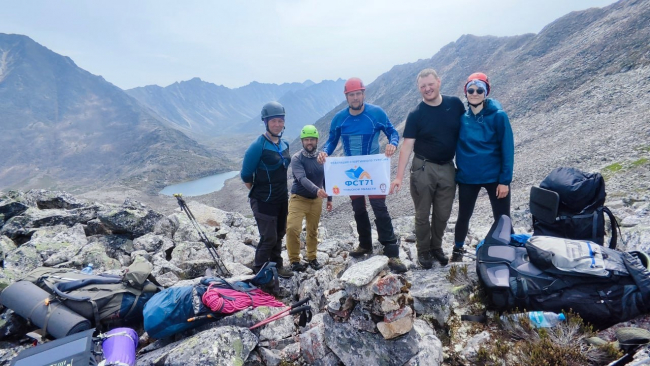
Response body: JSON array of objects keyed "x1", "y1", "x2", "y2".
[
  {"x1": 468, "y1": 101, "x2": 484, "y2": 108},
  {"x1": 266, "y1": 124, "x2": 285, "y2": 138}
]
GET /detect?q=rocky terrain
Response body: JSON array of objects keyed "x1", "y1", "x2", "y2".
[
  {"x1": 0, "y1": 189, "x2": 648, "y2": 365},
  {"x1": 203, "y1": 0, "x2": 650, "y2": 244}
]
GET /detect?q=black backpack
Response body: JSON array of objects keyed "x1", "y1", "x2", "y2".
[
  {"x1": 476, "y1": 215, "x2": 650, "y2": 329},
  {"x1": 530, "y1": 167, "x2": 619, "y2": 249}
]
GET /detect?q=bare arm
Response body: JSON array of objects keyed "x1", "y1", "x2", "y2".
[{"x1": 389, "y1": 138, "x2": 415, "y2": 194}]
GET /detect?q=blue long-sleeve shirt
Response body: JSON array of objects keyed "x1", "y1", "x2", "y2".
[
  {"x1": 241, "y1": 134, "x2": 290, "y2": 203},
  {"x1": 322, "y1": 104, "x2": 399, "y2": 156},
  {"x1": 456, "y1": 99, "x2": 514, "y2": 185}
]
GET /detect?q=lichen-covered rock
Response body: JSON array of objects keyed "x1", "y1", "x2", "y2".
[
  {"x1": 137, "y1": 325, "x2": 258, "y2": 366},
  {"x1": 323, "y1": 313, "x2": 419, "y2": 366},
  {"x1": 341, "y1": 256, "x2": 388, "y2": 287},
  {"x1": 404, "y1": 319, "x2": 444, "y2": 366},
  {"x1": 98, "y1": 206, "x2": 164, "y2": 238},
  {"x1": 4, "y1": 243, "x2": 43, "y2": 273},
  {"x1": 25, "y1": 189, "x2": 86, "y2": 210},
  {"x1": 461, "y1": 330, "x2": 491, "y2": 363},
  {"x1": 371, "y1": 273, "x2": 406, "y2": 296},
  {"x1": 300, "y1": 314, "x2": 340, "y2": 366},
  {"x1": 0, "y1": 268, "x2": 18, "y2": 291},
  {"x1": 134, "y1": 233, "x2": 175, "y2": 253},
  {"x1": 258, "y1": 347, "x2": 281, "y2": 366},
  {"x1": 70, "y1": 241, "x2": 122, "y2": 270},
  {"x1": 0, "y1": 235, "x2": 17, "y2": 262},
  {"x1": 348, "y1": 303, "x2": 377, "y2": 333},
  {"x1": 0, "y1": 198, "x2": 29, "y2": 224},
  {"x1": 407, "y1": 270, "x2": 455, "y2": 326},
  {"x1": 16, "y1": 224, "x2": 88, "y2": 266}
]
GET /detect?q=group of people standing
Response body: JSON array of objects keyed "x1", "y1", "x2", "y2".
[{"x1": 240, "y1": 69, "x2": 514, "y2": 277}]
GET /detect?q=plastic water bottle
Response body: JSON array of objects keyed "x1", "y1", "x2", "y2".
[
  {"x1": 81, "y1": 263, "x2": 94, "y2": 274},
  {"x1": 500, "y1": 311, "x2": 566, "y2": 328}
]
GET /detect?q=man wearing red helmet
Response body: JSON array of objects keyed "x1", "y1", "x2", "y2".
[
  {"x1": 452, "y1": 72, "x2": 514, "y2": 262},
  {"x1": 390, "y1": 69, "x2": 465, "y2": 269},
  {"x1": 318, "y1": 77, "x2": 406, "y2": 273}
]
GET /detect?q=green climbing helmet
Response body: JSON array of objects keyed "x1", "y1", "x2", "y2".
[{"x1": 300, "y1": 125, "x2": 319, "y2": 139}]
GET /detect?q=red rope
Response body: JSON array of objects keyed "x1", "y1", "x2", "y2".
[{"x1": 202, "y1": 284, "x2": 284, "y2": 314}]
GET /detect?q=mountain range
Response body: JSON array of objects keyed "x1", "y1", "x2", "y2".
[
  {"x1": 0, "y1": 34, "x2": 225, "y2": 194},
  {"x1": 0, "y1": 34, "x2": 344, "y2": 194},
  {"x1": 126, "y1": 78, "x2": 345, "y2": 140}
]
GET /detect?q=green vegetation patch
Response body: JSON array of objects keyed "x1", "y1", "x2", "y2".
[
  {"x1": 631, "y1": 157, "x2": 649, "y2": 167},
  {"x1": 603, "y1": 162, "x2": 623, "y2": 174}
]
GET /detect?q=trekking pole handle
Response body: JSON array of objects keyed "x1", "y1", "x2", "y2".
[
  {"x1": 291, "y1": 296, "x2": 311, "y2": 309},
  {"x1": 289, "y1": 305, "x2": 311, "y2": 315}
]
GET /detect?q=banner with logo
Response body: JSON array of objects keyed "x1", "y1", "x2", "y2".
[{"x1": 324, "y1": 154, "x2": 391, "y2": 196}]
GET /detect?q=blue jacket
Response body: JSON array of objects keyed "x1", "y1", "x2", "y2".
[
  {"x1": 456, "y1": 99, "x2": 514, "y2": 185},
  {"x1": 241, "y1": 134, "x2": 290, "y2": 203},
  {"x1": 322, "y1": 104, "x2": 399, "y2": 156}
]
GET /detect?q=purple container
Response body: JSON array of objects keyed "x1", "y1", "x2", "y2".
[{"x1": 102, "y1": 327, "x2": 138, "y2": 366}]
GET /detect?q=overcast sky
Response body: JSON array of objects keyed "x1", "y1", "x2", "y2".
[{"x1": 2, "y1": 0, "x2": 618, "y2": 90}]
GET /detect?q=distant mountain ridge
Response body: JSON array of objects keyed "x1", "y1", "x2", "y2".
[
  {"x1": 126, "y1": 77, "x2": 345, "y2": 139},
  {"x1": 0, "y1": 33, "x2": 230, "y2": 193}
]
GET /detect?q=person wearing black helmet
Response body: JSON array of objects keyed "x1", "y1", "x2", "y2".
[
  {"x1": 318, "y1": 77, "x2": 407, "y2": 274},
  {"x1": 241, "y1": 101, "x2": 293, "y2": 278},
  {"x1": 452, "y1": 72, "x2": 514, "y2": 262},
  {"x1": 389, "y1": 69, "x2": 465, "y2": 269}
]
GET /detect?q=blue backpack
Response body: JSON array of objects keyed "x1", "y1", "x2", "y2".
[{"x1": 143, "y1": 278, "x2": 261, "y2": 339}]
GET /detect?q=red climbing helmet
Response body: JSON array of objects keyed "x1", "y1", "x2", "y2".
[
  {"x1": 344, "y1": 77, "x2": 365, "y2": 94},
  {"x1": 464, "y1": 72, "x2": 490, "y2": 96}
]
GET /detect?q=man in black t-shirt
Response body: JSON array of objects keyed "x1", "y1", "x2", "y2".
[{"x1": 390, "y1": 69, "x2": 465, "y2": 268}]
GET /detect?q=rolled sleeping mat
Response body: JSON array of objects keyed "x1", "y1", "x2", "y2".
[
  {"x1": 102, "y1": 327, "x2": 138, "y2": 366},
  {"x1": 0, "y1": 281, "x2": 91, "y2": 339}
]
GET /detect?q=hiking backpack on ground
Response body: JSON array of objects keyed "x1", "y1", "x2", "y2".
[
  {"x1": 143, "y1": 276, "x2": 284, "y2": 339},
  {"x1": 476, "y1": 215, "x2": 650, "y2": 329},
  {"x1": 530, "y1": 167, "x2": 619, "y2": 249},
  {"x1": 10, "y1": 261, "x2": 159, "y2": 328}
]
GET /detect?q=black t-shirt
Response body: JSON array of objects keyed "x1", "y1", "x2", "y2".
[{"x1": 403, "y1": 96, "x2": 465, "y2": 162}]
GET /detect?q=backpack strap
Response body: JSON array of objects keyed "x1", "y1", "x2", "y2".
[{"x1": 603, "y1": 207, "x2": 619, "y2": 249}]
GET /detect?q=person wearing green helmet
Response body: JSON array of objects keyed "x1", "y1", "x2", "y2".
[
  {"x1": 286, "y1": 125, "x2": 332, "y2": 272},
  {"x1": 241, "y1": 101, "x2": 293, "y2": 278}
]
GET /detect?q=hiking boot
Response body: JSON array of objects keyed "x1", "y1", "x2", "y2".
[
  {"x1": 349, "y1": 246, "x2": 372, "y2": 258},
  {"x1": 291, "y1": 262, "x2": 307, "y2": 272},
  {"x1": 417, "y1": 251, "x2": 433, "y2": 269},
  {"x1": 451, "y1": 247, "x2": 464, "y2": 263},
  {"x1": 432, "y1": 248, "x2": 449, "y2": 266},
  {"x1": 277, "y1": 266, "x2": 294, "y2": 278},
  {"x1": 388, "y1": 257, "x2": 407, "y2": 274},
  {"x1": 308, "y1": 259, "x2": 323, "y2": 270}
]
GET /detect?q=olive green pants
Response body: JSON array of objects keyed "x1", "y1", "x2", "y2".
[
  {"x1": 286, "y1": 194, "x2": 323, "y2": 263},
  {"x1": 409, "y1": 157, "x2": 457, "y2": 254}
]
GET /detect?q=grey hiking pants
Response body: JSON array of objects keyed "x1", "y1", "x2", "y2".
[{"x1": 409, "y1": 156, "x2": 456, "y2": 254}]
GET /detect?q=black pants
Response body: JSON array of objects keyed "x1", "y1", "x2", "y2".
[
  {"x1": 454, "y1": 182, "x2": 511, "y2": 245},
  {"x1": 250, "y1": 197, "x2": 288, "y2": 270},
  {"x1": 350, "y1": 195, "x2": 399, "y2": 258}
]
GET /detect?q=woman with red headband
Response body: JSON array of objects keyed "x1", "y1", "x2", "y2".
[{"x1": 451, "y1": 72, "x2": 514, "y2": 262}]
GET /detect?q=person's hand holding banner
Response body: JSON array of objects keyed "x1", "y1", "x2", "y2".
[{"x1": 324, "y1": 154, "x2": 391, "y2": 196}]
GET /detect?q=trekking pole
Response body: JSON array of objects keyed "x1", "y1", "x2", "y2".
[
  {"x1": 173, "y1": 194, "x2": 232, "y2": 277},
  {"x1": 249, "y1": 296, "x2": 312, "y2": 330}
]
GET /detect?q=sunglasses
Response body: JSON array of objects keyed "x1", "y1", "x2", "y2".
[{"x1": 467, "y1": 88, "x2": 485, "y2": 95}]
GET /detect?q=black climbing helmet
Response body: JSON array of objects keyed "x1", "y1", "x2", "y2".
[{"x1": 260, "y1": 101, "x2": 286, "y2": 121}]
